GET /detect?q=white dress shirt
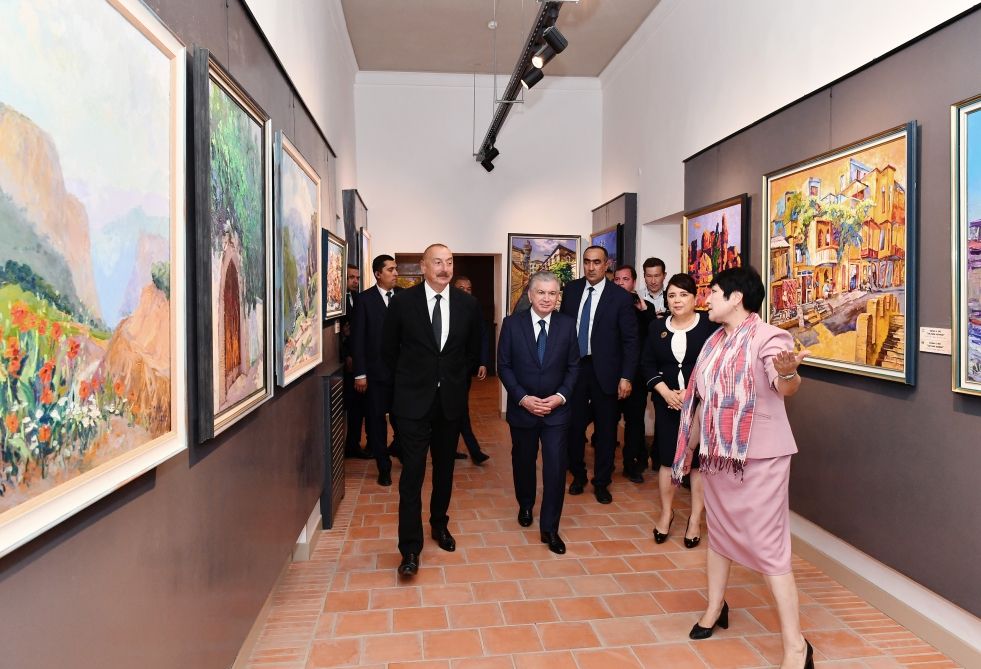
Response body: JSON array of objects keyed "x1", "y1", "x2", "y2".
[
  {"x1": 376, "y1": 284, "x2": 393, "y2": 307},
  {"x1": 575, "y1": 279, "x2": 606, "y2": 356},
  {"x1": 424, "y1": 281, "x2": 450, "y2": 351},
  {"x1": 645, "y1": 288, "x2": 666, "y2": 315}
]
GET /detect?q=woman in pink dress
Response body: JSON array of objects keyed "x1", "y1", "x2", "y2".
[{"x1": 673, "y1": 267, "x2": 813, "y2": 669}]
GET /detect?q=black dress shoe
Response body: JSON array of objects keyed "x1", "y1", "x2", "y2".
[
  {"x1": 568, "y1": 479, "x2": 585, "y2": 495},
  {"x1": 345, "y1": 447, "x2": 373, "y2": 460},
  {"x1": 454, "y1": 451, "x2": 467, "y2": 460},
  {"x1": 517, "y1": 507, "x2": 533, "y2": 527},
  {"x1": 431, "y1": 527, "x2": 456, "y2": 552},
  {"x1": 471, "y1": 450, "x2": 490, "y2": 465},
  {"x1": 689, "y1": 601, "x2": 728, "y2": 640},
  {"x1": 626, "y1": 470, "x2": 644, "y2": 484},
  {"x1": 804, "y1": 639, "x2": 814, "y2": 669},
  {"x1": 387, "y1": 446, "x2": 402, "y2": 461},
  {"x1": 377, "y1": 471, "x2": 392, "y2": 487},
  {"x1": 540, "y1": 531, "x2": 566, "y2": 554},
  {"x1": 653, "y1": 510, "x2": 674, "y2": 544},
  {"x1": 594, "y1": 484, "x2": 612, "y2": 504},
  {"x1": 398, "y1": 553, "x2": 419, "y2": 577},
  {"x1": 684, "y1": 515, "x2": 700, "y2": 549}
]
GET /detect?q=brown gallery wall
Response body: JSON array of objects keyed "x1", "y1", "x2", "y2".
[
  {"x1": 683, "y1": 7, "x2": 981, "y2": 615},
  {"x1": 0, "y1": 1, "x2": 340, "y2": 668}
]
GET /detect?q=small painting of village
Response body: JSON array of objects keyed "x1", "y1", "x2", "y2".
[
  {"x1": 683, "y1": 195, "x2": 747, "y2": 310},
  {"x1": 508, "y1": 235, "x2": 580, "y2": 313},
  {"x1": 765, "y1": 128, "x2": 913, "y2": 382},
  {"x1": 955, "y1": 98, "x2": 981, "y2": 394}
]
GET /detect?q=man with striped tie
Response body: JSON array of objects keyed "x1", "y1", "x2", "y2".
[
  {"x1": 352, "y1": 254, "x2": 401, "y2": 486},
  {"x1": 497, "y1": 271, "x2": 580, "y2": 554}
]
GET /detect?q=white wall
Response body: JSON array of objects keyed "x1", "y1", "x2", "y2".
[
  {"x1": 602, "y1": 0, "x2": 978, "y2": 257},
  {"x1": 243, "y1": 0, "x2": 359, "y2": 214},
  {"x1": 355, "y1": 71, "x2": 602, "y2": 303}
]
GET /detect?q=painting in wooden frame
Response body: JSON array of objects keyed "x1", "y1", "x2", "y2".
[
  {"x1": 763, "y1": 123, "x2": 917, "y2": 385},
  {"x1": 191, "y1": 48, "x2": 274, "y2": 441},
  {"x1": 359, "y1": 227, "x2": 373, "y2": 291},
  {"x1": 683, "y1": 194, "x2": 750, "y2": 311},
  {"x1": 952, "y1": 94, "x2": 981, "y2": 396},
  {"x1": 274, "y1": 133, "x2": 323, "y2": 387},
  {"x1": 0, "y1": 0, "x2": 188, "y2": 556},
  {"x1": 322, "y1": 229, "x2": 346, "y2": 322},
  {"x1": 507, "y1": 234, "x2": 582, "y2": 314},
  {"x1": 589, "y1": 225, "x2": 620, "y2": 274}
]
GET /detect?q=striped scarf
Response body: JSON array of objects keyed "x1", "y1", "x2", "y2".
[{"x1": 672, "y1": 312, "x2": 760, "y2": 482}]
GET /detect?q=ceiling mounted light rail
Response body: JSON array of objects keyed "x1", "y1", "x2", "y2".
[{"x1": 475, "y1": 0, "x2": 573, "y2": 172}]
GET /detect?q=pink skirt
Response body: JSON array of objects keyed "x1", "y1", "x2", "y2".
[{"x1": 702, "y1": 455, "x2": 792, "y2": 576}]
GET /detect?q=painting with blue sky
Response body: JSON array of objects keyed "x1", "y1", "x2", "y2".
[{"x1": 955, "y1": 97, "x2": 981, "y2": 393}]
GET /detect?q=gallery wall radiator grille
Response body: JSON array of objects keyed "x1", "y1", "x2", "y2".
[{"x1": 321, "y1": 374, "x2": 345, "y2": 529}]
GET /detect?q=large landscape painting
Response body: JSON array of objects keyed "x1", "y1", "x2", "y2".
[
  {"x1": 0, "y1": 0, "x2": 187, "y2": 555},
  {"x1": 507, "y1": 234, "x2": 581, "y2": 313},
  {"x1": 683, "y1": 194, "x2": 748, "y2": 310},
  {"x1": 275, "y1": 134, "x2": 322, "y2": 386},
  {"x1": 764, "y1": 124, "x2": 916, "y2": 384},
  {"x1": 193, "y1": 51, "x2": 273, "y2": 439},
  {"x1": 953, "y1": 95, "x2": 981, "y2": 396}
]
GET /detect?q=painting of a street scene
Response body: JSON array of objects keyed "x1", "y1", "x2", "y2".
[
  {"x1": 206, "y1": 64, "x2": 272, "y2": 432},
  {"x1": 508, "y1": 234, "x2": 581, "y2": 313},
  {"x1": 276, "y1": 135, "x2": 322, "y2": 386},
  {"x1": 0, "y1": 0, "x2": 186, "y2": 549},
  {"x1": 684, "y1": 195, "x2": 747, "y2": 310},
  {"x1": 954, "y1": 96, "x2": 981, "y2": 395},
  {"x1": 765, "y1": 126, "x2": 914, "y2": 383}
]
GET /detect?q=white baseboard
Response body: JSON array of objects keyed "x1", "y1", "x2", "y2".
[
  {"x1": 292, "y1": 501, "x2": 322, "y2": 563},
  {"x1": 790, "y1": 512, "x2": 981, "y2": 668}
]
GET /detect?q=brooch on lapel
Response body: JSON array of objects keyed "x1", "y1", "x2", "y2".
[{"x1": 660, "y1": 331, "x2": 668, "y2": 339}]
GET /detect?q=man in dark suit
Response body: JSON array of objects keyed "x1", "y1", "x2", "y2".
[
  {"x1": 560, "y1": 245, "x2": 639, "y2": 504},
  {"x1": 498, "y1": 271, "x2": 580, "y2": 554},
  {"x1": 352, "y1": 254, "x2": 401, "y2": 486},
  {"x1": 342, "y1": 264, "x2": 370, "y2": 459},
  {"x1": 613, "y1": 265, "x2": 656, "y2": 483},
  {"x1": 381, "y1": 243, "x2": 482, "y2": 577},
  {"x1": 452, "y1": 275, "x2": 490, "y2": 464}
]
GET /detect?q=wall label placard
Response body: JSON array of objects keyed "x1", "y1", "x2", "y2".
[{"x1": 918, "y1": 327, "x2": 951, "y2": 355}]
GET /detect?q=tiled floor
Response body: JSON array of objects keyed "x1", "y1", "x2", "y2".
[{"x1": 243, "y1": 382, "x2": 961, "y2": 668}]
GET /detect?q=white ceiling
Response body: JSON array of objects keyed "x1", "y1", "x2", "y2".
[{"x1": 340, "y1": 0, "x2": 660, "y2": 77}]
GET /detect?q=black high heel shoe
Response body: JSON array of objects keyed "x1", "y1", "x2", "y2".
[
  {"x1": 653, "y1": 510, "x2": 674, "y2": 544},
  {"x1": 804, "y1": 639, "x2": 814, "y2": 669},
  {"x1": 684, "y1": 515, "x2": 700, "y2": 549},
  {"x1": 688, "y1": 600, "x2": 729, "y2": 640}
]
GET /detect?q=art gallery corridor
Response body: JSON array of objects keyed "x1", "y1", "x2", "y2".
[{"x1": 240, "y1": 382, "x2": 961, "y2": 669}]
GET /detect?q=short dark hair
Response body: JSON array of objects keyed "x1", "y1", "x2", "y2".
[
  {"x1": 666, "y1": 272, "x2": 696, "y2": 295},
  {"x1": 346, "y1": 264, "x2": 359, "y2": 272},
  {"x1": 583, "y1": 245, "x2": 608, "y2": 260},
  {"x1": 372, "y1": 254, "x2": 394, "y2": 275},
  {"x1": 614, "y1": 265, "x2": 637, "y2": 280},
  {"x1": 453, "y1": 275, "x2": 471, "y2": 285},
  {"x1": 642, "y1": 257, "x2": 666, "y2": 273},
  {"x1": 710, "y1": 266, "x2": 765, "y2": 313}
]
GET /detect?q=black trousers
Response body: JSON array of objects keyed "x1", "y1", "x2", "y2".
[
  {"x1": 510, "y1": 421, "x2": 568, "y2": 532},
  {"x1": 619, "y1": 376, "x2": 649, "y2": 473},
  {"x1": 395, "y1": 390, "x2": 460, "y2": 556},
  {"x1": 567, "y1": 358, "x2": 619, "y2": 487},
  {"x1": 365, "y1": 379, "x2": 395, "y2": 474},
  {"x1": 343, "y1": 371, "x2": 365, "y2": 451},
  {"x1": 458, "y1": 377, "x2": 481, "y2": 456}
]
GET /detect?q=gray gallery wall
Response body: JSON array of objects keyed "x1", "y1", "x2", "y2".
[
  {"x1": 683, "y1": 7, "x2": 981, "y2": 615},
  {"x1": 0, "y1": 1, "x2": 342, "y2": 668}
]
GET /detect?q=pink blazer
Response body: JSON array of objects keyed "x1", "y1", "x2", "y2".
[{"x1": 694, "y1": 322, "x2": 798, "y2": 460}]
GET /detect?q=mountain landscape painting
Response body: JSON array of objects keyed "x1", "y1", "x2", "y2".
[
  {"x1": 195, "y1": 51, "x2": 273, "y2": 439},
  {"x1": 0, "y1": 0, "x2": 187, "y2": 554},
  {"x1": 275, "y1": 134, "x2": 322, "y2": 386}
]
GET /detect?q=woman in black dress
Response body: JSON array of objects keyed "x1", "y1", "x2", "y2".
[{"x1": 641, "y1": 273, "x2": 719, "y2": 547}]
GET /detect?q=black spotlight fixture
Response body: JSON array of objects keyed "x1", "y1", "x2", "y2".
[
  {"x1": 532, "y1": 26, "x2": 568, "y2": 68},
  {"x1": 480, "y1": 146, "x2": 500, "y2": 172},
  {"x1": 521, "y1": 66, "x2": 544, "y2": 90}
]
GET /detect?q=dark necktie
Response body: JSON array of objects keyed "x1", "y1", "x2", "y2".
[
  {"x1": 537, "y1": 319, "x2": 547, "y2": 364},
  {"x1": 577, "y1": 286, "x2": 594, "y2": 357},
  {"x1": 432, "y1": 294, "x2": 442, "y2": 349},
  {"x1": 385, "y1": 290, "x2": 392, "y2": 306}
]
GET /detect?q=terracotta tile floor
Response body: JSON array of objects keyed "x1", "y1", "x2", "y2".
[{"x1": 243, "y1": 382, "x2": 961, "y2": 669}]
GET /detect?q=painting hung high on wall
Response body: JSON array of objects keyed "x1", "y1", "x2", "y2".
[
  {"x1": 764, "y1": 123, "x2": 917, "y2": 384},
  {"x1": 191, "y1": 49, "x2": 274, "y2": 441},
  {"x1": 589, "y1": 225, "x2": 620, "y2": 273},
  {"x1": 0, "y1": 0, "x2": 188, "y2": 556},
  {"x1": 275, "y1": 133, "x2": 323, "y2": 387},
  {"x1": 507, "y1": 234, "x2": 581, "y2": 313},
  {"x1": 952, "y1": 95, "x2": 981, "y2": 396},
  {"x1": 359, "y1": 228, "x2": 372, "y2": 291},
  {"x1": 683, "y1": 194, "x2": 749, "y2": 310},
  {"x1": 322, "y1": 230, "x2": 346, "y2": 321}
]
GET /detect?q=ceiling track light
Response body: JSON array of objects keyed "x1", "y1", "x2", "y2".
[{"x1": 475, "y1": 1, "x2": 569, "y2": 172}]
